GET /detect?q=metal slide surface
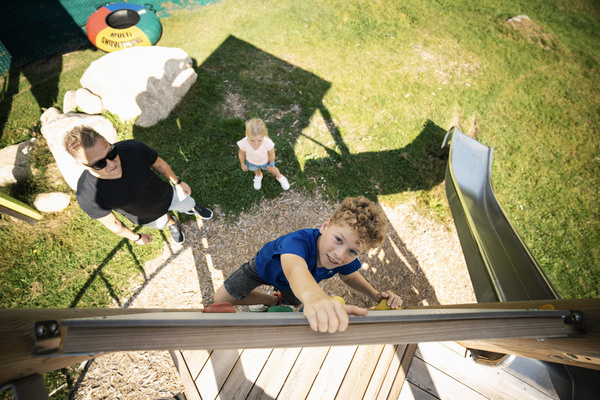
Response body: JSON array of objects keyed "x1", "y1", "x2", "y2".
[
  {"x1": 444, "y1": 128, "x2": 600, "y2": 399},
  {"x1": 443, "y1": 127, "x2": 559, "y2": 302}
]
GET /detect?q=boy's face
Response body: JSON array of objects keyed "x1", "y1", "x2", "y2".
[{"x1": 317, "y1": 219, "x2": 365, "y2": 269}]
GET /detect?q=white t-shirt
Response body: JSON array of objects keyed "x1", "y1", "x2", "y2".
[{"x1": 237, "y1": 136, "x2": 275, "y2": 165}]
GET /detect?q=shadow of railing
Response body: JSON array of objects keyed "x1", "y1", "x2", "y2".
[{"x1": 0, "y1": 0, "x2": 90, "y2": 141}]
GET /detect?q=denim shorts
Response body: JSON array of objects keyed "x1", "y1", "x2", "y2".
[
  {"x1": 224, "y1": 254, "x2": 301, "y2": 306},
  {"x1": 245, "y1": 160, "x2": 269, "y2": 171}
]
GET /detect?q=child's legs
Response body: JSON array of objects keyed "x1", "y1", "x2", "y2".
[
  {"x1": 265, "y1": 165, "x2": 282, "y2": 179},
  {"x1": 280, "y1": 290, "x2": 302, "y2": 306},
  {"x1": 245, "y1": 161, "x2": 265, "y2": 177},
  {"x1": 215, "y1": 255, "x2": 277, "y2": 305}
]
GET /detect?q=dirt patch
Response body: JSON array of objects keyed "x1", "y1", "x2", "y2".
[
  {"x1": 504, "y1": 15, "x2": 559, "y2": 50},
  {"x1": 72, "y1": 190, "x2": 476, "y2": 399}
]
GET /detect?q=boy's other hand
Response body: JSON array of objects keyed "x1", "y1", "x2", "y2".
[
  {"x1": 303, "y1": 296, "x2": 368, "y2": 333},
  {"x1": 378, "y1": 291, "x2": 403, "y2": 309}
]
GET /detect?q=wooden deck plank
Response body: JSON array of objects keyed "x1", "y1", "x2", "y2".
[
  {"x1": 375, "y1": 344, "x2": 408, "y2": 400},
  {"x1": 406, "y1": 356, "x2": 489, "y2": 400},
  {"x1": 217, "y1": 348, "x2": 273, "y2": 400},
  {"x1": 276, "y1": 346, "x2": 330, "y2": 400},
  {"x1": 182, "y1": 349, "x2": 212, "y2": 381},
  {"x1": 306, "y1": 345, "x2": 357, "y2": 400},
  {"x1": 386, "y1": 343, "x2": 418, "y2": 400},
  {"x1": 246, "y1": 347, "x2": 302, "y2": 400},
  {"x1": 194, "y1": 349, "x2": 241, "y2": 400},
  {"x1": 398, "y1": 381, "x2": 439, "y2": 400},
  {"x1": 362, "y1": 344, "x2": 401, "y2": 400},
  {"x1": 335, "y1": 344, "x2": 386, "y2": 400},
  {"x1": 415, "y1": 342, "x2": 553, "y2": 400},
  {"x1": 170, "y1": 350, "x2": 202, "y2": 400},
  {"x1": 437, "y1": 341, "x2": 468, "y2": 358}
]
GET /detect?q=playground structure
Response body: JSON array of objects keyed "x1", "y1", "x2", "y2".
[
  {"x1": 0, "y1": 193, "x2": 42, "y2": 224},
  {"x1": 0, "y1": 128, "x2": 598, "y2": 398}
]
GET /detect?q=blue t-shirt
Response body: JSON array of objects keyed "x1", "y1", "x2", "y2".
[{"x1": 256, "y1": 228, "x2": 361, "y2": 291}]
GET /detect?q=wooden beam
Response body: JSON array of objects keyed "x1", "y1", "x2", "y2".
[
  {"x1": 1, "y1": 299, "x2": 598, "y2": 386},
  {"x1": 408, "y1": 299, "x2": 600, "y2": 370},
  {"x1": 0, "y1": 308, "x2": 165, "y2": 385}
]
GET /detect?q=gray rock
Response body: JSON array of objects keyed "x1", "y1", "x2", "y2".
[
  {"x1": 80, "y1": 46, "x2": 197, "y2": 127},
  {"x1": 0, "y1": 139, "x2": 36, "y2": 185},
  {"x1": 34, "y1": 192, "x2": 71, "y2": 213},
  {"x1": 40, "y1": 107, "x2": 118, "y2": 190}
]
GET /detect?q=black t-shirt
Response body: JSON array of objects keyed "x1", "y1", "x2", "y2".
[{"x1": 76, "y1": 140, "x2": 173, "y2": 225}]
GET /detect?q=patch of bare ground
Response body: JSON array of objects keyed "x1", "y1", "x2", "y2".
[
  {"x1": 504, "y1": 15, "x2": 559, "y2": 50},
  {"x1": 72, "y1": 189, "x2": 476, "y2": 399}
]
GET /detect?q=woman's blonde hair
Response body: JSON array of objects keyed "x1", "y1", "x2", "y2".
[{"x1": 246, "y1": 118, "x2": 269, "y2": 138}]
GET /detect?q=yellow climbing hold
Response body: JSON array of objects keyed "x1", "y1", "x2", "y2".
[
  {"x1": 333, "y1": 296, "x2": 345, "y2": 305},
  {"x1": 373, "y1": 299, "x2": 395, "y2": 310}
]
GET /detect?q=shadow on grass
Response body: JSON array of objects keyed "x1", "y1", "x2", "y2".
[
  {"x1": 131, "y1": 35, "x2": 446, "y2": 213},
  {"x1": 123, "y1": 34, "x2": 448, "y2": 307},
  {"x1": 131, "y1": 35, "x2": 332, "y2": 214},
  {"x1": 68, "y1": 229, "x2": 166, "y2": 308},
  {"x1": 304, "y1": 119, "x2": 448, "y2": 200},
  {"x1": 65, "y1": 35, "x2": 447, "y2": 398}
]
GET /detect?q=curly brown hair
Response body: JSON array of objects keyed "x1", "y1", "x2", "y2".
[{"x1": 329, "y1": 196, "x2": 386, "y2": 250}]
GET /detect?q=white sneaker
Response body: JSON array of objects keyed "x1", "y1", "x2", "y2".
[
  {"x1": 253, "y1": 174, "x2": 263, "y2": 190},
  {"x1": 278, "y1": 175, "x2": 290, "y2": 190},
  {"x1": 248, "y1": 304, "x2": 269, "y2": 312}
]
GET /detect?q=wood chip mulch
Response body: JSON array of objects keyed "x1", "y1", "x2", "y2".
[{"x1": 72, "y1": 189, "x2": 476, "y2": 399}]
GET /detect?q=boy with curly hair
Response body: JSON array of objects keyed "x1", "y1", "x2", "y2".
[{"x1": 213, "y1": 196, "x2": 402, "y2": 333}]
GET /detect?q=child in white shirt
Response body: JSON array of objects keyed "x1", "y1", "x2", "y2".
[{"x1": 237, "y1": 118, "x2": 290, "y2": 190}]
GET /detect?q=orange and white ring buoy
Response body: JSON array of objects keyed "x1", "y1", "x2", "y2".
[{"x1": 86, "y1": 3, "x2": 162, "y2": 52}]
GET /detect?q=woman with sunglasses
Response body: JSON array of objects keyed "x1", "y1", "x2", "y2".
[{"x1": 64, "y1": 125, "x2": 212, "y2": 245}]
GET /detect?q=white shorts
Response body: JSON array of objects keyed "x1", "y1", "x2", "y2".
[{"x1": 142, "y1": 186, "x2": 196, "y2": 230}]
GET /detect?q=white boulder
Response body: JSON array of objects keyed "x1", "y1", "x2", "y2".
[
  {"x1": 80, "y1": 46, "x2": 197, "y2": 127},
  {"x1": 34, "y1": 192, "x2": 71, "y2": 213},
  {"x1": 63, "y1": 90, "x2": 77, "y2": 113},
  {"x1": 75, "y1": 88, "x2": 103, "y2": 115}
]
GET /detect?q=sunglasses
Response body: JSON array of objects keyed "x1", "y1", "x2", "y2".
[{"x1": 85, "y1": 146, "x2": 118, "y2": 170}]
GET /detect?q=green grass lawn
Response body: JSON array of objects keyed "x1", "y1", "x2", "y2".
[
  {"x1": 1, "y1": 0, "x2": 598, "y2": 305},
  {"x1": 0, "y1": 0, "x2": 599, "y2": 395}
]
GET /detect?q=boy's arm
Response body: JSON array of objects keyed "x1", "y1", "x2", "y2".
[
  {"x1": 340, "y1": 271, "x2": 403, "y2": 309},
  {"x1": 281, "y1": 254, "x2": 367, "y2": 333}
]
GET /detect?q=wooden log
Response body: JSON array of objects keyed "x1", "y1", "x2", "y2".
[
  {"x1": 0, "y1": 308, "x2": 163, "y2": 386},
  {"x1": 1, "y1": 299, "x2": 598, "y2": 386},
  {"x1": 408, "y1": 299, "x2": 600, "y2": 370}
]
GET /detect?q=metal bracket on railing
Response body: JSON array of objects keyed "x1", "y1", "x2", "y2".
[
  {"x1": 562, "y1": 310, "x2": 587, "y2": 338},
  {"x1": 33, "y1": 320, "x2": 61, "y2": 356}
]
